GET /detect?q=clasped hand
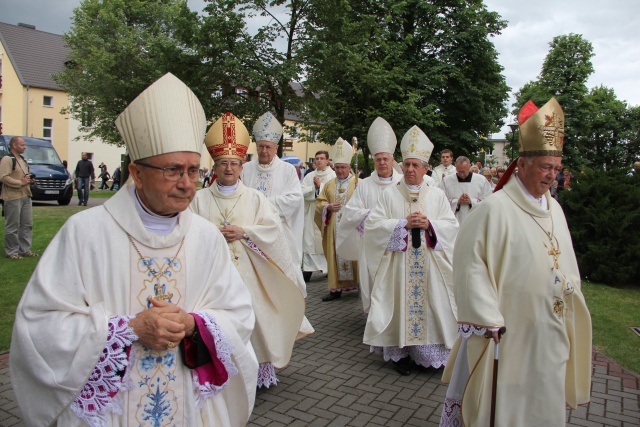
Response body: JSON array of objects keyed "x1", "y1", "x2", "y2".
[
  {"x1": 129, "y1": 299, "x2": 195, "y2": 351},
  {"x1": 405, "y1": 212, "x2": 430, "y2": 230},
  {"x1": 220, "y1": 224, "x2": 245, "y2": 242},
  {"x1": 327, "y1": 202, "x2": 342, "y2": 212},
  {"x1": 458, "y1": 193, "x2": 472, "y2": 205}
]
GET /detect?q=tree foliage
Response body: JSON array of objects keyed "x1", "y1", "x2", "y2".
[
  {"x1": 303, "y1": 0, "x2": 509, "y2": 174},
  {"x1": 55, "y1": 0, "x2": 201, "y2": 145}
]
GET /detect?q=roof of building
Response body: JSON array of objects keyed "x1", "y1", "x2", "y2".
[{"x1": 0, "y1": 22, "x2": 70, "y2": 91}]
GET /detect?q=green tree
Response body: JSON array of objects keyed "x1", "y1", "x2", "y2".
[
  {"x1": 55, "y1": 0, "x2": 202, "y2": 146},
  {"x1": 304, "y1": 0, "x2": 509, "y2": 175},
  {"x1": 513, "y1": 34, "x2": 595, "y2": 167}
]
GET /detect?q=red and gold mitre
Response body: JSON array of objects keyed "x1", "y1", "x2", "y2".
[
  {"x1": 518, "y1": 97, "x2": 565, "y2": 157},
  {"x1": 204, "y1": 112, "x2": 250, "y2": 161}
]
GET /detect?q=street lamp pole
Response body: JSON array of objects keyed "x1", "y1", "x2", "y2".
[{"x1": 508, "y1": 123, "x2": 519, "y2": 163}]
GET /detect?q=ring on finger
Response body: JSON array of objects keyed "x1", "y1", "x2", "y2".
[{"x1": 167, "y1": 341, "x2": 177, "y2": 349}]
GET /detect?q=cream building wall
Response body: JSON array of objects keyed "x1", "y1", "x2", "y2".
[{"x1": 67, "y1": 117, "x2": 127, "y2": 174}]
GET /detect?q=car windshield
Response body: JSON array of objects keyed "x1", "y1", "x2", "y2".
[{"x1": 24, "y1": 145, "x2": 63, "y2": 166}]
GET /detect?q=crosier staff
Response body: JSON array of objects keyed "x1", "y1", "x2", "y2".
[{"x1": 352, "y1": 136, "x2": 358, "y2": 187}]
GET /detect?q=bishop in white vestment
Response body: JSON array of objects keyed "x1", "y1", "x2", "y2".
[
  {"x1": 11, "y1": 74, "x2": 258, "y2": 427},
  {"x1": 192, "y1": 113, "x2": 311, "y2": 389},
  {"x1": 440, "y1": 156, "x2": 492, "y2": 225},
  {"x1": 241, "y1": 112, "x2": 305, "y2": 286},
  {"x1": 336, "y1": 117, "x2": 402, "y2": 313},
  {"x1": 364, "y1": 126, "x2": 459, "y2": 375},
  {"x1": 440, "y1": 98, "x2": 591, "y2": 427},
  {"x1": 300, "y1": 150, "x2": 335, "y2": 278}
]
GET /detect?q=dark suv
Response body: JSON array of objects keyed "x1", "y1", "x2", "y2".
[{"x1": 0, "y1": 135, "x2": 73, "y2": 205}]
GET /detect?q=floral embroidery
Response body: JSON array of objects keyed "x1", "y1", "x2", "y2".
[
  {"x1": 257, "y1": 363, "x2": 278, "y2": 388},
  {"x1": 458, "y1": 324, "x2": 487, "y2": 338},
  {"x1": 439, "y1": 397, "x2": 462, "y2": 427},
  {"x1": 245, "y1": 237, "x2": 268, "y2": 259},
  {"x1": 406, "y1": 236, "x2": 427, "y2": 344},
  {"x1": 371, "y1": 344, "x2": 449, "y2": 368},
  {"x1": 254, "y1": 171, "x2": 272, "y2": 197},
  {"x1": 70, "y1": 315, "x2": 138, "y2": 427},
  {"x1": 553, "y1": 297, "x2": 565, "y2": 320},
  {"x1": 387, "y1": 219, "x2": 409, "y2": 252}
]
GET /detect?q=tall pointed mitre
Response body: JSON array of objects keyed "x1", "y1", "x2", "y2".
[
  {"x1": 252, "y1": 112, "x2": 283, "y2": 144},
  {"x1": 518, "y1": 97, "x2": 565, "y2": 157},
  {"x1": 115, "y1": 73, "x2": 206, "y2": 161},
  {"x1": 204, "y1": 112, "x2": 250, "y2": 161},
  {"x1": 400, "y1": 125, "x2": 434, "y2": 163},
  {"x1": 367, "y1": 117, "x2": 397, "y2": 155},
  {"x1": 331, "y1": 137, "x2": 354, "y2": 165}
]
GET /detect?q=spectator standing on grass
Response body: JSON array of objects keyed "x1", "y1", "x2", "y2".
[
  {"x1": 0, "y1": 136, "x2": 38, "y2": 259},
  {"x1": 98, "y1": 165, "x2": 110, "y2": 190},
  {"x1": 74, "y1": 152, "x2": 95, "y2": 206}
]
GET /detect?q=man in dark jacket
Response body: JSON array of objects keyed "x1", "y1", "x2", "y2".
[{"x1": 74, "y1": 153, "x2": 95, "y2": 206}]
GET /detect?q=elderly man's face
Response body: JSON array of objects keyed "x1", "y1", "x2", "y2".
[
  {"x1": 334, "y1": 163, "x2": 350, "y2": 180},
  {"x1": 373, "y1": 152, "x2": 394, "y2": 178},
  {"x1": 402, "y1": 158, "x2": 427, "y2": 185},
  {"x1": 130, "y1": 151, "x2": 201, "y2": 216},
  {"x1": 214, "y1": 159, "x2": 243, "y2": 187},
  {"x1": 441, "y1": 152, "x2": 453, "y2": 166},
  {"x1": 518, "y1": 156, "x2": 562, "y2": 199},
  {"x1": 456, "y1": 161, "x2": 471, "y2": 180},
  {"x1": 256, "y1": 141, "x2": 278, "y2": 164}
]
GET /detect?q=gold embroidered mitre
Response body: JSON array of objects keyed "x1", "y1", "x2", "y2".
[
  {"x1": 367, "y1": 117, "x2": 397, "y2": 155},
  {"x1": 400, "y1": 125, "x2": 434, "y2": 163},
  {"x1": 252, "y1": 112, "x2": 283, "y2": 144},
  {"x1": 331, "y1": 137, "x2": 354, "y2": 165},
  {"x1": 115, "y1": 73, "x2": 206, "y2": 161},
  {"x1": 518, "y1": 97, "x2": 565, "y2": 157},
  {"x1": 205, "y1": 112, "x2": 250, "y2": 161}
]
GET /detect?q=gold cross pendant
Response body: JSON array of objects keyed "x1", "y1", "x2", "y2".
[{"x1": 548, "y1": 246, "x2": 561, "y2": 270}]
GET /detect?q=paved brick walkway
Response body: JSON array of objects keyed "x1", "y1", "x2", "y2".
[{"x1": 1, "y1": 273, "x2": 638, "y2": 426}]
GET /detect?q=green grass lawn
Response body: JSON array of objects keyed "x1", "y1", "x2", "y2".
[{"x1": 1, "y1": 206, "x2": 639, "y2": 375}]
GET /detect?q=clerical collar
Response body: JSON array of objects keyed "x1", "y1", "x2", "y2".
[
  {"x1": 406, "y1": 182, "x2": 423, "y2": 191},
  {"x1": 131, "y1": 186, "x2": 179, "y2": 236},
  {"x1": 316, "y1": 167, "x2": 331, "y2": 177},
  {"x1": 457, "y1": 173, "x2": 473, "y2": 183},
  {"x1": 257, "y1": 156, "x2": 277, "y2": 170},
  {"x1": 378, "y1": 175, "x2": 393, "y2": 182},
  {"x1": 216, "y1": 180, "x2": 239, "y2": 194},
  {"x1": 515, "y1": 173, "x2": 548, "y2": 210},
  {"x1": 337, "y1": 174, "x2": 351, "y2": 184}
]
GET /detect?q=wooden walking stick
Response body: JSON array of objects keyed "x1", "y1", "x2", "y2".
[{"x1": 489, "y1": 326, "x2": 507, "y2": 427}]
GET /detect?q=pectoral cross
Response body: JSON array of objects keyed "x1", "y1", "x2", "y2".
[
  {"x1": 548, "y1": 246, "x2": 561, "y2": 270},
  {"x1": 149, "y1": 282, "x2": 173, "y2": 303}
]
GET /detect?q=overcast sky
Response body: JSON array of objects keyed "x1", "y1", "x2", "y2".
[{"x1": 2, "y1": 0, "x2": 639, "y2": 137}]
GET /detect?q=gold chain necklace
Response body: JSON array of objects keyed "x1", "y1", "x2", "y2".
[
  {"x1": 127, "y1": 234, "x2": 185, "y2": 303},
  {"x1": 212, "y1": 193, "x2": 242, "y2": 226},
  {"x1": 530, "y1": 215, "x2": 561, "y2": 270}
]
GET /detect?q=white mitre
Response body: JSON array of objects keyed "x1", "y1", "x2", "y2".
[
  {"x1": 400, "y1": 125, "x2": 433, "y2": 163},
  {"x1": 331, "y1": 137, "x2": 354, "y2": 165},
  {"x1": 115, "y1": 73, "x2": 206, "y2": 161},
  {"x1": 252, "y1": 112, "x2": 283, "y2": 144},
  {"x1": 367, "y1": 117, "x2": 397, "y2": 155}
]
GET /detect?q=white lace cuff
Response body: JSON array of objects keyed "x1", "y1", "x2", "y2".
[
  {"x1": 458, "y1": 323, "x2": 488, "y2": 338},
  {"x1": 245, "y1": 237, "x2": 268, "y2": 259},
  {"x1": 322, "y1": 204, "x2": 330, "y2": 225},
  {"x1": 387, "y1": 219, "x2": 409, "y2": 251},
  {"x1": 356, "y1": 210, "x2": 372, "y2": 237},
  {"x1": 257, "y1": 362, "x2": 278, "y2": 388},
  {"x1": 192, "y1": 311, "x2": 238, "y2": 408},
  {"x1": 70, "y1": 315, "x2": 138, "y2": 427}
]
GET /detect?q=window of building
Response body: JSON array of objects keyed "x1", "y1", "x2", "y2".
[
  {"x1": 212, "y1": 86, "x2": 223, "y2": 98},
  {"x1": 43, "y1": 96, "x2": 53, "y2": 107},
  {"x1": 43, "y1": 118, "x2": 53, "y2": 141},
  {"x1": 235, "y1": 87, "x2": 248, "y2": 98}
]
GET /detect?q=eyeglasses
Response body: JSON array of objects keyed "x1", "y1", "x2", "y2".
[
  {"x1": 136, "y1": 162, "x2": 200, "y2": 182},
  {"x1": 215, "y1": 160, "x2": 242, "y2": 168}
]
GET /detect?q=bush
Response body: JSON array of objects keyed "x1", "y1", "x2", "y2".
[{"x1": 561, "y1": 168, "x2": 640, "y2": 286}]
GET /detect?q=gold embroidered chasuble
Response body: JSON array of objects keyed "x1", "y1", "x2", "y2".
[
  {"x1": 314, "y1": 175, "x2": 360, "y2": 290},
  {"x1": 440, "y1": 175, "x2": 592, "y2": 427},
  {"x1": 363, "y1": 180, "x2": 459, "y2": 348},
  {"x1": 191, "y1": 182, "x2": 309, "y2": 367}
]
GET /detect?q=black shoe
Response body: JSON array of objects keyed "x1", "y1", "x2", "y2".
[
  {"x1": 321, "y1": 291, "x2": 342, "y2": 302},
  {"x1": 393, "y1": 357, "x2": 412, "y2": 376},
  {"x1": 78, "y1": 201, "x2": 82, "y2": 205},
  {"x1": 303, "y1": 271, "x2": 313, "y2": 282}
]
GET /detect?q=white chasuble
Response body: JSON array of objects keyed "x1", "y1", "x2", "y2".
[
  {"x1": 191, "y1": 182, "x2": 309, "y2": 369},
  {"x1": 336, "y1": 170, "x2": 403, "y2": 313},
  {"x1": 440, "y1": 172, "x2": 492, "y2": 225},
  {"x1": 128, "y1": 240, "x2": 187, "y2": 425},
  {"x1": 315, "y1": 175, "x2": 360, "y2": 290},
  {"x1": 363, "y1": 179, "x2": 458, "y2": 349},
  {"x1": 241, "y1": 157, "x2": 304, "y2": 270},
  {"x1": 440, "y1": 175, "x2": 591, "y2": 427},
  {"x1": 301, "y1": 168, "x2": 336, "y2": 272}
]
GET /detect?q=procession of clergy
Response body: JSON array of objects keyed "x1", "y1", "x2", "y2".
[{"x1": 10, "y1": 73, "x2": 592, "y2": 427}]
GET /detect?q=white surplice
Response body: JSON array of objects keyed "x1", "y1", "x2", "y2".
[
  {"x1": 439, "y1": 174, "x2": 592, "y2": 427},
  {"x1": 10, "y1": 181, "x2": 258, "y2": 427},
  {"x1": 431, "y1": 164, "x2": 456, "y2": 187},
  {"x1": 241, "y1": 156, "x2": 304, "y2": 271},
  {"x1": 335, "y1": 170, "x2": 403, "y2": 313},
  {"x1": 363, "y1": 179, "x2": 459, "y2": 366},
  {"x1": 440, "y1": 172, "x2": 492, "y2": 225},
  {"x1": 300, "y1": 168, "x2": 336, "y2": 272}
]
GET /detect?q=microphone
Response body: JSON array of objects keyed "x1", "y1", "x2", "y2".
[{"x1": 411, "y1": 228, "x2": 421, "y2": 248}]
